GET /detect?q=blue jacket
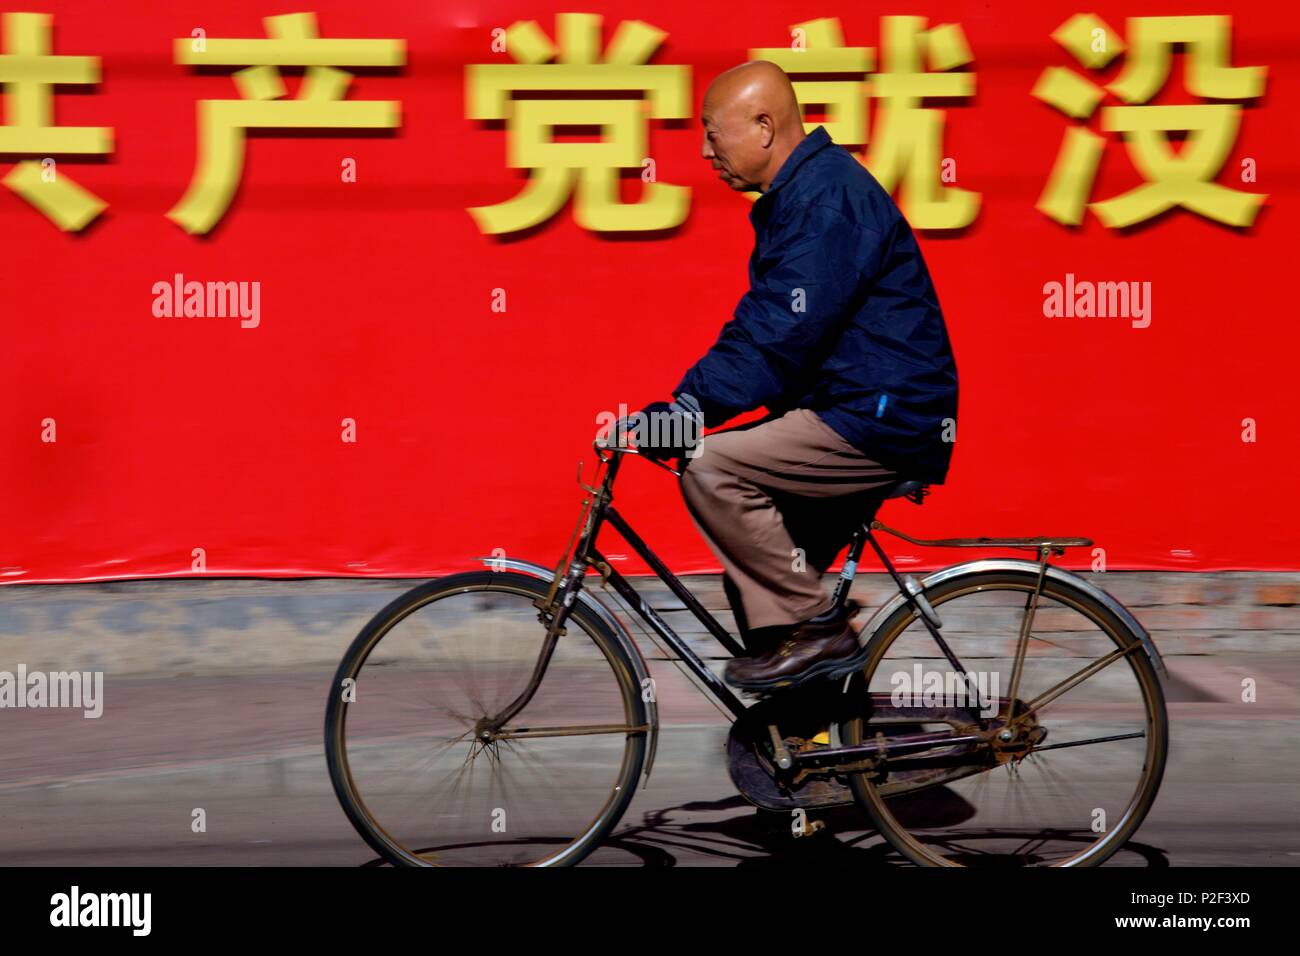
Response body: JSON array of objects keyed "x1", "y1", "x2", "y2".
[{"x1": 674, "y1": 126, "x2": 959, "y2": 484}]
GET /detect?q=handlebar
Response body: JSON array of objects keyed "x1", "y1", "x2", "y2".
[{"x1": 594, "y1": 421, "x2": 685, "y2": 478}]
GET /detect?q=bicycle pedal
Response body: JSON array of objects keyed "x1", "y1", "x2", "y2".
[{"x1": 817, "y1": 646, "x2": 871, "y2": 682}]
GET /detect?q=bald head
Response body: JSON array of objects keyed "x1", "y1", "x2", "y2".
[{"x1": 701, "y1": 61, "x2": 806, "y2": 193}]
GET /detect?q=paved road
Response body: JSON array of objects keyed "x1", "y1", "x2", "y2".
[{"x1": 2, "y1": 653, "x2": 1297, "y2": 866}]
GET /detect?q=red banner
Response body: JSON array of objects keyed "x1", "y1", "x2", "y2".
[{"x1": 2, "y1": 1, "x2": 1296, "y2": 583}]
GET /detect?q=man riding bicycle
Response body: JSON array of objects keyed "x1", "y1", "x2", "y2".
[{"x1": 635, "y1": 60, "x2": 959, "y2": 692}]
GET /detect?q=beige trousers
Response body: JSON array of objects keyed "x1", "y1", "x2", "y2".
[{"x1": 679, "y1": 409, "x2": 899, "y2": 632}]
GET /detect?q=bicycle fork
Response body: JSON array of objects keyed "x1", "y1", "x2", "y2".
[
  {"x1": 486, "y1": 455, "x2": 617, "y2": 733},
  {"x1": 481, "y1": 558, "x2": 586, "y2": 735}
]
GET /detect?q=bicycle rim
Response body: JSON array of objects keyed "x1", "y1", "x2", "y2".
[
  {"x1": 842, "y1": 572, "x2": 1168, "y2": 867},
  {"x1": 324, "y1": 572, "x2": 647, "y2": 866}
]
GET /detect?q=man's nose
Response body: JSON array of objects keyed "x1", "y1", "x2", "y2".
[{"x1": 701, "y1": 137, "x2": 715, "y2": 161}]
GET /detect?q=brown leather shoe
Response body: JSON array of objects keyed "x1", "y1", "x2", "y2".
[{"x1": 724, "y1": 602, "x2": 867, "y2": 692}]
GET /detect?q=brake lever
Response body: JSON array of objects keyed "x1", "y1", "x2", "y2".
[
  {"x1": 642, "y1": 452, "x2": 684, "y2": 479},
  {"x1": 590, "y1": 439, "x2": 684, "y2": 478}
]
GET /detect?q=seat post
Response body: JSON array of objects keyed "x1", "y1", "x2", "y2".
[{"x1": 830, "y1": 527, "x2": 870, "y2": 609}]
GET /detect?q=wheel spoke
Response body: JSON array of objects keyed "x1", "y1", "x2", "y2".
[
  {"x1": 1017, "y1": 644, "x2": 1142, "y2": 720},
  {"x1": 1032, "y1": 731, "x2": 1145, "y2": 753},
  {"x1": 495, "y1": 723, "x2": 649, "y2": 739}
]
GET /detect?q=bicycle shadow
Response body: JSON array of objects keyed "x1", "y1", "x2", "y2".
[
  {"x1": 357, "y1": 788, "x2": 1169, "y2": 867},
  {"x1": 596, "y1": 791, "x2": 1171, "y2": 868}
]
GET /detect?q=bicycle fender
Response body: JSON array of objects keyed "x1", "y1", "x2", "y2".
[
  {"x1": 856, "y1": 559, "x2": 1168, "y2": 682},
  {"x1": 476, "y1": 557, "x2": 661, "y2": 787}
]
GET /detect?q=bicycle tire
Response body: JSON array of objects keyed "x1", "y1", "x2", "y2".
[
  {"x1": 841, "y1": 569, "x2": 1168, "y2": 867},
  {"x1": 324, "y1": 570, "x2": 648, "y2": 866}
]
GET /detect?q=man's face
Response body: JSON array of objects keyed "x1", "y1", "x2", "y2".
[{"x1": 701, "y1": 105, "x2": 765, "y2": 192}]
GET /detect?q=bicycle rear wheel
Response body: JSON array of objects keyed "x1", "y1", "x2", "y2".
[
  {"x1": 840, "y1": 570, "x2": 1167, "y2": 866},
  {"x1": 324, "y1": 571, "x2": 647, "y2": 866}
]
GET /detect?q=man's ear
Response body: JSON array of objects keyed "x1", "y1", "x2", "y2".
[{"x1": 755, "y1": 112, "x2": 776, "y2": 148}]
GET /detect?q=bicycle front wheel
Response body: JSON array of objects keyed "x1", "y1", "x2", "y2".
[
  {"x1": 324, "y1": 571, "x2": 647, "y2": 866},
  {"x1": 840, "y1": 569, "x2": 1168, "y2": 867}
]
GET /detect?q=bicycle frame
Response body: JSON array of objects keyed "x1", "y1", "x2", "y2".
[
  {"x1": 487, "y1": 444, "x2": 1140, "y2": 778},
  {"x1": 569, "y1": 452, "x2": 989, "y2": 723},
  {"x1": 488, "y1": 449, "x2": 747, "y2": 727}
]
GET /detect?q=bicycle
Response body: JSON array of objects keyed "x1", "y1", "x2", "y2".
[{"x1": 324, "y1": 438, "x2": 1169, "y2": 867}]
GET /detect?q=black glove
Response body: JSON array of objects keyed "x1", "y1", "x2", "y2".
[{"x1": 632, "y1": 395, "x2": 704, "y2": 461}]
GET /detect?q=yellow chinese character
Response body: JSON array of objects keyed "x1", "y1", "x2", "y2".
[
  {"x1": 169, "y1": 13, "x2": 404, "y2": 235},
  {"x1": 0, "y1": 13, "x2": 112, "y2": 231},
  {"x1": 750, "y1": 18, "x2": 873, "y2": 146},
  {"x1": 465, "y1": 13, "x2": 690, "y2": 234},
  {"x1": 1034, "y1": 14, "x2": 1266, "y2": 228},
  {"x1": 752, "y1": 16, "x2": 978, "y2": 230}
]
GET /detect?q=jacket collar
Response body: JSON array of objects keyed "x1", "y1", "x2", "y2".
[{"x1": 760, "y1": 125, "x2": 833, "y2": 197}]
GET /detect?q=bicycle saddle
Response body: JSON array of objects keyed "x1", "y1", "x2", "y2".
[{"x1": 883, "y1": 479, "x2": 929, "y2": 504}]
